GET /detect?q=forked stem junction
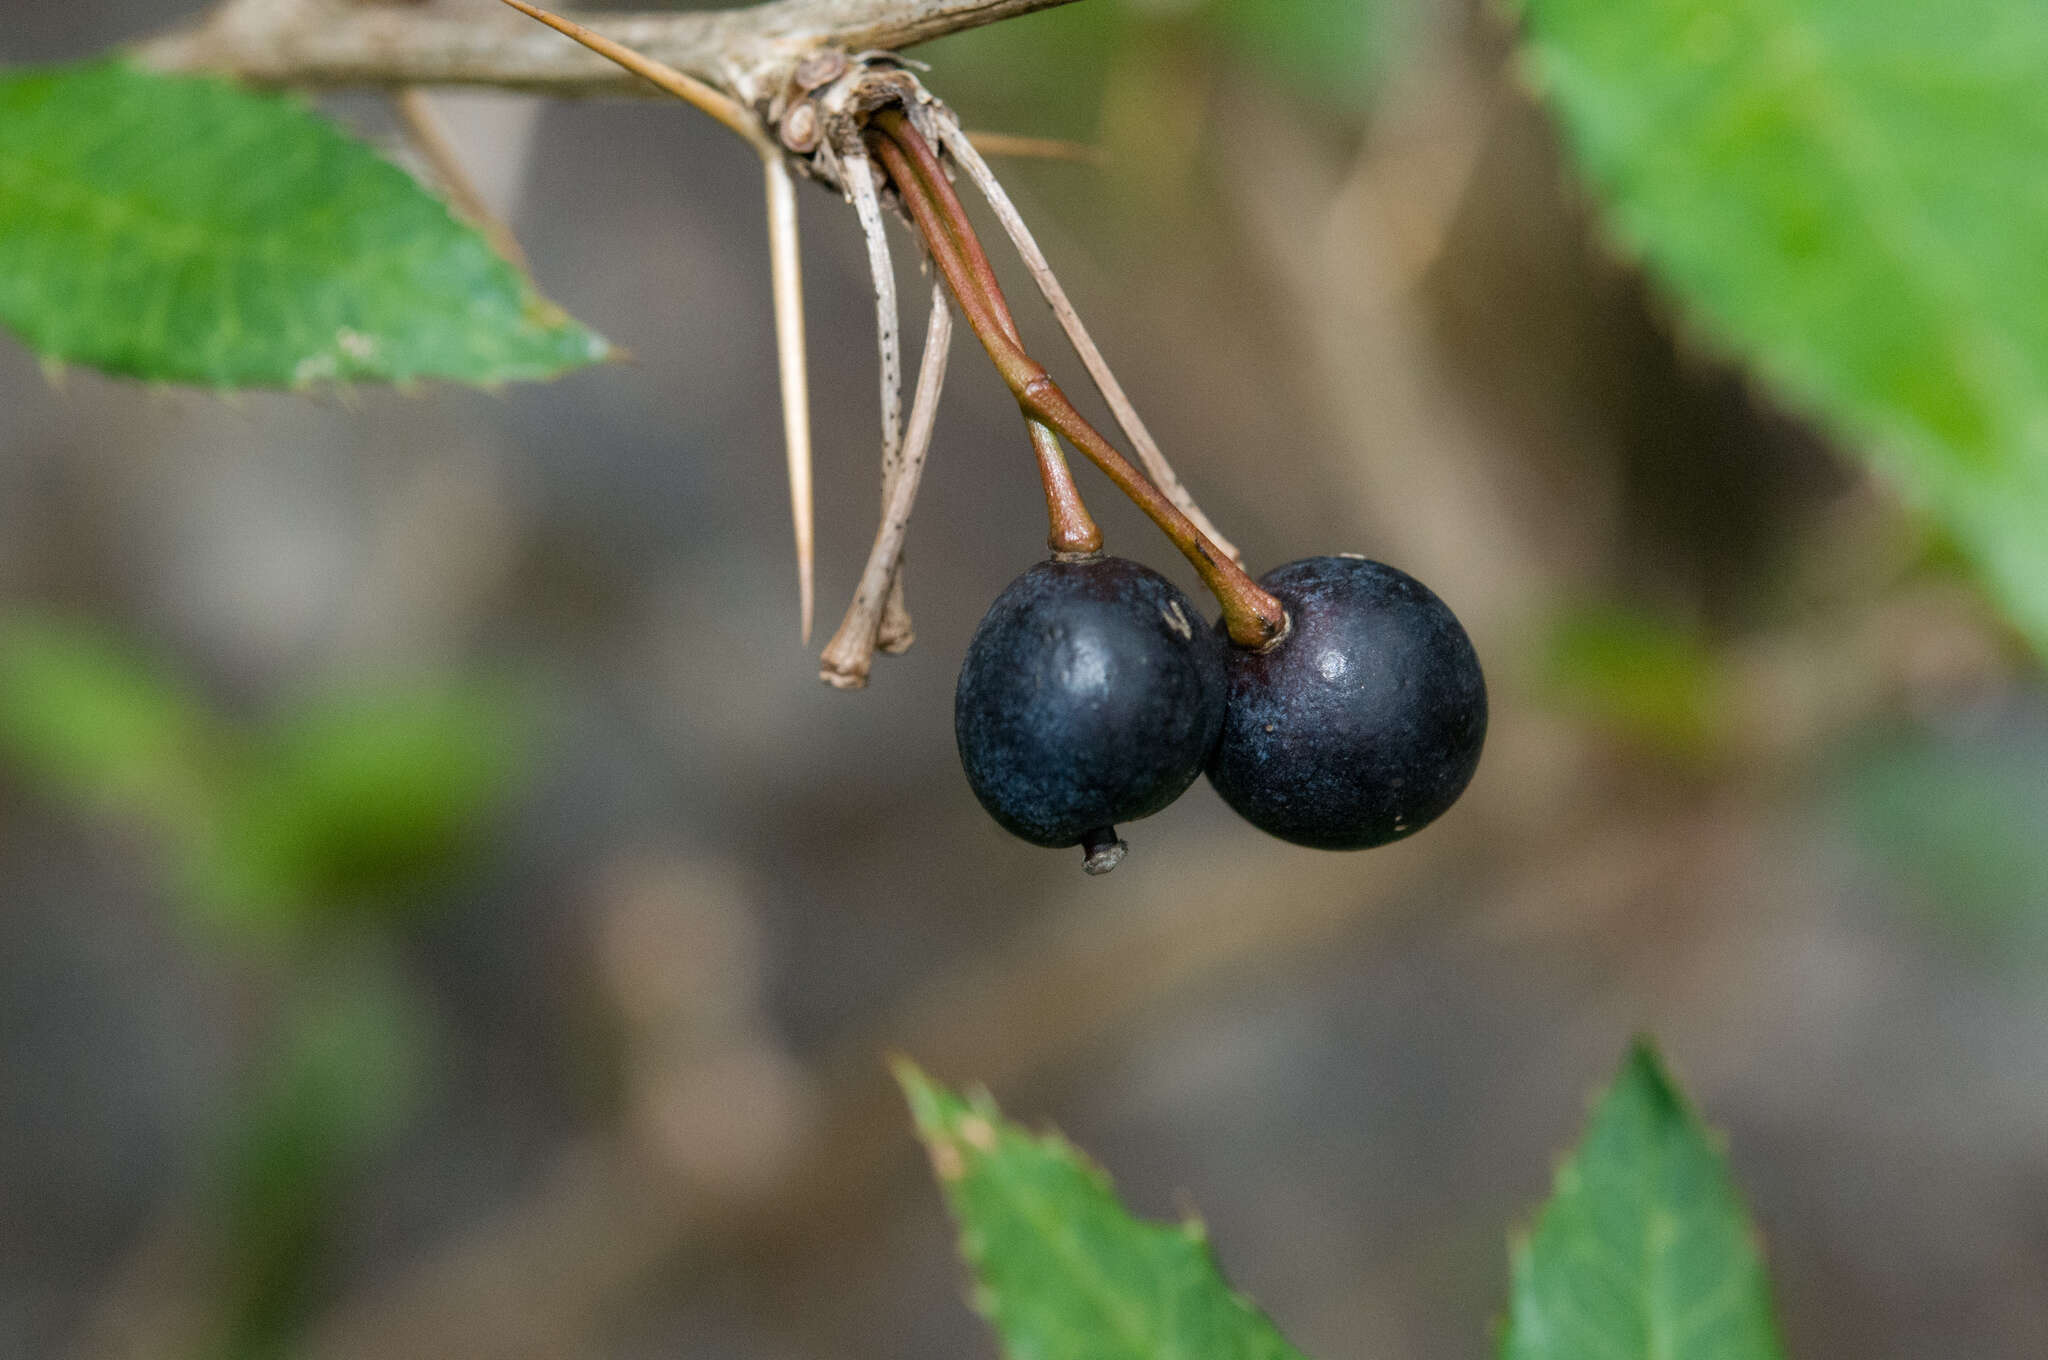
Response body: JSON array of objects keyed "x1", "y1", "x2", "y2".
[{"x1": 868, "y1": 110, "x2": 1285, "y2": 647}]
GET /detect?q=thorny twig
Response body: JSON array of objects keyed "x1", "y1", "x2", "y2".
[
  {"x1": 819, "y1": 283, "x2": 952, "y2": 687},
  {"x1": 163, "y1": 0, "x2": 1236, "y2": 659}
]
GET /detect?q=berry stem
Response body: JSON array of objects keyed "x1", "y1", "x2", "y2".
[
  {"x1": 1027, "y1": 422, "x2": 1103, "y2": 555},
  {"x1": 871, "y1": 117, "x2": 1097, "y2": 556},
  {"x1": 869, "y1": 111, "x2": 1285, "y2": 647},
  {"x1": 937, "y1": 119, "x2": 1241, "y2": 564}
]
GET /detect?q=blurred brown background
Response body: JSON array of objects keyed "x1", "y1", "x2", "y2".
[{"x1": 3, "y1": 2, "x2": 2045, "y2": 1358}]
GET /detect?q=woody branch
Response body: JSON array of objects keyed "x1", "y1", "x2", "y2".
[{"x1": 139, "y1": 0, "x2": 1079, "y2": 105}]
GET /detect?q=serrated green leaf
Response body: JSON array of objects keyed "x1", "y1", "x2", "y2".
[
  {"x1": 1503, "y1": 1043, "x2": 1786, "y2": 1360},
  {"x1": 1517, "y1": 0, "x2": 2048, "y2": 655},
  {"x1": 0, "y1": 61, "x2": 607, "y2": 387},
  {"x1": 899, "y1": 1062, "x2": 1310, "y2": 1360}
]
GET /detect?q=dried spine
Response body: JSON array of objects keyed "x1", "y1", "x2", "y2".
[{"x1": 763, "y1": 156, "x2": 816, "y2": 641}]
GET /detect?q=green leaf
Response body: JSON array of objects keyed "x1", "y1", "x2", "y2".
[
  {"x1": 1516, "y1": 0, "x2": 2048, "y2": 654},
  {"x1": 1503, "y1": 1043, "x2": 1786, "y2": 1360},
  {"x1": 0, "y1": 61, "x2": 607, "y2": 388},
  {"x1": 898, "y1": 1062, "x2": 1311, "y2": 1360}
]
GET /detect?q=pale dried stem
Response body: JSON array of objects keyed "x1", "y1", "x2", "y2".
[
  {"x1": 872, "y1": 114, "x2": 1100, "y2": 557},
  {"x1": 937, "y1": 117, "x2": 1240, "y2": 562},
  {"x1": 877, "y1": 529, "x2": 916, "y2": 651},
  {"x1": 819, "y1": 283, "x2": 952, "y2": 688},
  {"x1": 393, "y1": 87, "x2": 529, "y2": 271},
  {"x1": 846, "y1": 152, "x2": 903, "y2": 493},
  {"x1": 763, "y1": 156, "x2": 815, "y2": 643},
  {"x1": 842, "y1": 151, "x2": 917, "y2": 650}
]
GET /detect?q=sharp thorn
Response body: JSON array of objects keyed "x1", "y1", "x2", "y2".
[
  {"x1": 491, "y1": 0, "x2": 768, "y2": 151},
  {"x1": 764, "y1": 157, "x2": 815, "y2": 643}
]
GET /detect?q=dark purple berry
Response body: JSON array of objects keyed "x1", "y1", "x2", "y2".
[
  {"x1": 955, "y1": 555, "x2": 1225, "y2": 871},
  {"x1": 1207, "y1": 555, "x2": 1485, "y2": 850}
]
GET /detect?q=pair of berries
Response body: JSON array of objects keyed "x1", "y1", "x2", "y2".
[{"x1": 954, "y1": 552, "x2": 1487, "y2": 872}]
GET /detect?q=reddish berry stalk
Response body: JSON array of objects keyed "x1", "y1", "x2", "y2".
[{"x1": 867, "y1": 110, "x2": 1286, "y2": 649}]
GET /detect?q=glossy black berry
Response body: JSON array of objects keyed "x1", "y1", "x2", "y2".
[
  {"x1": 955, "y1": 555, "x2": 1225, "y2": 871},
  {"x1": 1207, "y1": 555, "x2": 1485, "y2": 850}
]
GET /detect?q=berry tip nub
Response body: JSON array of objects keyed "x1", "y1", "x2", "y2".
[{"x1": 1081, "y1": 827, "x2": 1128, "y2": 875}]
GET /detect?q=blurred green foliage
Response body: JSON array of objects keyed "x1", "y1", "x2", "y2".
[
  {"x1": 1538, "y1": 603, "x2": 1728, "y2": 763},
  {"x1": 1838, "y1": 715, "x2": 2048, "y2": 960},
  {"x1": 211, "y1": 955, "x2": 430, "y2": 1360},
  {"x1": 0, "y1": 610, "x2": 528, "y2": 943},
  {"x1": 0, "y1": 610, "x2": 509, "y2": 1355},
  {"x1": 923, "y1": 0, "x2": 1412, "y2": 142},
  {"x1": 0, "y1": 611, "x2": 217, "y2": 814},
  {"x1": 186, "y1": 681, "x2": 527, "y2": 938},
  {"x1": 1199, "y1": 0, "x2": 1418, "y2": 112},
  {"x1": 917, "y1": 1, "x2": 1131, "y2": 141}
]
